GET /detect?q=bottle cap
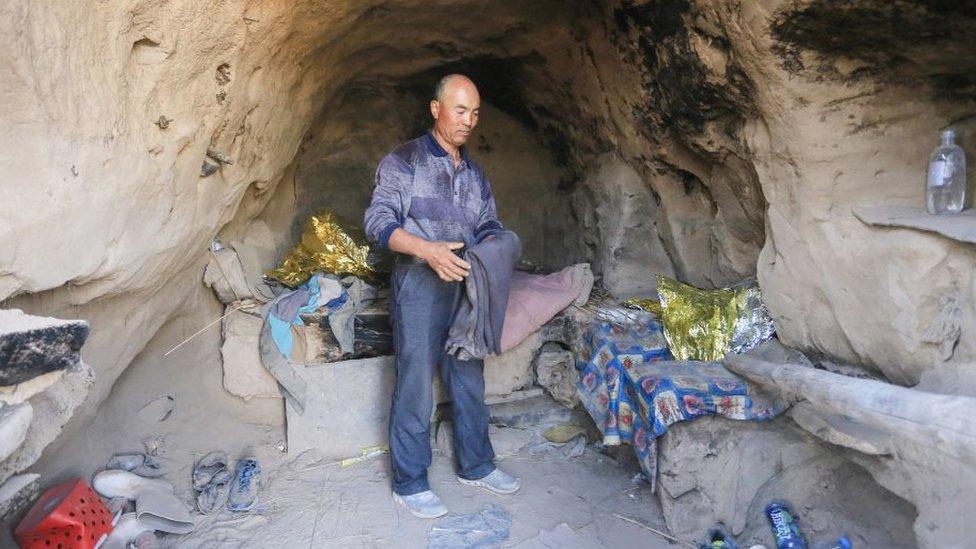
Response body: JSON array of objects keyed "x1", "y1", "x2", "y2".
[{"x1": 837, "y1": 536, "x2": 852, "y2": 549}]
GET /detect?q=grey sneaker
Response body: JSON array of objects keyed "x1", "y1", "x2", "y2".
[
  {"x1": 458, "y1": 468, "x2": 521, "y2": 495},
  {"x1": 393, "y1": 490, "x2": 448, "y2": 519}
]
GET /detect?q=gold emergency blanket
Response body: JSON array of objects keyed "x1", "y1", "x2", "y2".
[
  {"x1": 655, "y1": 275, "x2": 757, "y2": 361},
  {"x1": 267, "y1": 211, "x2": 374, "y2": 287},
  {"x1": 622, "y1": 297, "x2": 663, "y2": 317}
]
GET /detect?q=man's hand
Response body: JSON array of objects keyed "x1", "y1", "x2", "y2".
[
  {"x1": 419, "y1": 241, "x2": 470, "y2": 282},
  {"x1": 387, "y1": 228, "x2": 471, "y2": 282}
]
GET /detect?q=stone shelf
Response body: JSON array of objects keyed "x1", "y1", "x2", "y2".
[{"x1": 853, "y1": 204, "x2": 976, "y2": 245}]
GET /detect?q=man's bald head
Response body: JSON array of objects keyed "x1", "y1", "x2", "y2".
[
  {"x1": 433, "y1": 74, "x2": 477, "y2": 102},
  {"x1": 430, "y1": 74, "x2": 481, "y2": 150}
]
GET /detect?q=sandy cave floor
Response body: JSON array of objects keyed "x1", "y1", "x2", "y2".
[{"x1": 26, "y1": 298, "x2": 670, "y2": 548}]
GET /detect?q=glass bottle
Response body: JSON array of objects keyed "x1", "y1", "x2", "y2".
[{"x1": 926, "y1": 128, "x2": 966, "y2": 214}]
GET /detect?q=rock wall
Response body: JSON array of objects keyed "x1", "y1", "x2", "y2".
[
  {"x1": 2, "y1": 0, "x2": 975, "y2": 484},
  {"x1": 292, "y1": 91, "x2": 578, "y2": 269}
]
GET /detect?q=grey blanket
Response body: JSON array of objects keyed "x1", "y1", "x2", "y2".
[{"x1": 445, "y1": 231, "x2": 522, "y2": 360}]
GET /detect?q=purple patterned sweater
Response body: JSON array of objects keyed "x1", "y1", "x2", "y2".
[{"x1": 364, "y1": 132, "x2": 504, "y2": 251}]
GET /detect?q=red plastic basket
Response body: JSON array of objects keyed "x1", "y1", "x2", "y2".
[{"x1": 14, "y1": 477, "x2": 114, "y2": 549}]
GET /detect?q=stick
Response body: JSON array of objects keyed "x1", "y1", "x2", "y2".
[
  {"x1": 163, "y1": 302, "x2": 257, "y2": 356},
  {"x1": 612, "y1": 514, "x2": 696, "y2": 548}
]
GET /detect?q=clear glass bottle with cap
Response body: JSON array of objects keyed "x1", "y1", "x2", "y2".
[{"x1": 926, "y1": 128, "x2": 966, "y2": 214}]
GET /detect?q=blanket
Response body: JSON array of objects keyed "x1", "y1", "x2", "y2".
[{"x1": 575, "y1": 310, "x2": 785, "y2": 489}]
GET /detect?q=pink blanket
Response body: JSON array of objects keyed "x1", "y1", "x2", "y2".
[{"x1": 500, "y1": 264, "x2": 593, "y2": 352}]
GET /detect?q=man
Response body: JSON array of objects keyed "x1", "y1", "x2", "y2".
[{"x1": 364, "y1": 74, "x2": 520, "y2": 518}]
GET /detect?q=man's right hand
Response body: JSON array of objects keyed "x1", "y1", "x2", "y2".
[{"x1": 420, "y1": 241, "x2": 471, "y2": 282}]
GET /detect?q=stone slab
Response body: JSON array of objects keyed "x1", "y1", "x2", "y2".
[
  {"x1": 853, "y1": 204, "x2": 976, "y2": 245},
  {"x1": 0, "y1": 309, "x2": 89, "y2": 385},
  {"x1": 489, "y1": 394, "x2": 574, "y2": 429},
  {"x1": 0, "y1": 473, "x2": 40, "y2": 519}
]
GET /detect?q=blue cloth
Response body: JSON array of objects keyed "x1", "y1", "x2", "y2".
[
  {"x1": 364, "y1": 132, "x2": 504, "y2": 250},
  {"x1": 576, "y1": 311, "x2": 785, "y2": 487},
  {"x1": 266, "y1": 274, "x2": 346, "y2": 358},
  {"x1": 259, "y1": 274, "x2": 349, "y2": 412},
  {"x1": 389, "y1": 264, "x2": 496, "y2": 495}
]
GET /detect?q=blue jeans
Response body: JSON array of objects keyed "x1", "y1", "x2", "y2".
[{"x1": 388, "y1": 264, "x2": 496, "y2": 495}]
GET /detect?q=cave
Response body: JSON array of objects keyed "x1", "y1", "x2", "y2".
[{"x1": 1, "y1": 1, "x2": 975, "y2": 547}]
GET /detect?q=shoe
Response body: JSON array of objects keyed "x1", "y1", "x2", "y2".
[
  {"x1": 458, "y1": 468, "x2": 521, "y2": 495},
  {"x1": 100, "y1": 513, "x2": 152, "y2": 549},
  {"x1": 196, "y1": 469, "x2": 231, "y2": 514},
  {"x1": 92, "y1": 470, "x2": 175, "y2": 499},
  {"x1": 193, "y1": 451, "x2": 231, "y2": 514},
  {"x1": 192, "y1": 451, "x2": 228, "y2": 491},
  {"x1": 393, "y1": 490, "x2": 448, "y2": 519},
  {"x1": 227, "y1": 458, "x2": 262, "y2": 512}
]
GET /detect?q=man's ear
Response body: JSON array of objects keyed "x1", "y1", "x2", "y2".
[{"x1": 430, "y1": 99, "x2": 440, "y2": 120}]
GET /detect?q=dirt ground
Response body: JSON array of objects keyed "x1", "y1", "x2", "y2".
[{"x1": 27, "y1": 301, "x2": 670, "y2": 548}]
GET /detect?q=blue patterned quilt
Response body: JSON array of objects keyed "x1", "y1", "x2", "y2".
[{"x1": 575, "y1": 311, "x2": 784, "y2": 488}]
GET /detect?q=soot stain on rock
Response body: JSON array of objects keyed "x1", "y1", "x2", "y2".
[
  {"x1": 771, "y1": 0, "x2": 976, "y2": 95},
  {"x1": 612, "y1": 0, "x2": 755, "y2": 136}
]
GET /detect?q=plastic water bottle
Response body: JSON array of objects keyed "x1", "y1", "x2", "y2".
[
  {"x1": 926, "y1": 128, "x2": 966, "y2": 214},
  {"x1": 765, "y1": 502, "x2": 806, "y2": 549}
]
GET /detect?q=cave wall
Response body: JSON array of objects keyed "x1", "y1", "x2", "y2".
[
  {"x1": 291, "y1": 88, "x2": 578, "y2": 268},
  {"x1": 2, "y1": 0, "x2": 975, "y2": 450}
]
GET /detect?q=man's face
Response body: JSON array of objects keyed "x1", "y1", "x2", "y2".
[{"x1": 431, "y1": 79, "x2": 480, "y2": 147}]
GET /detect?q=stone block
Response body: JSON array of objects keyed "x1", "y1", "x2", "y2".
[
  {"x1": 220, "y1": 306, "x2": 280, "y2": 401},
  {"x1": 286, "y1": 356, "x2": 396, "y2": 460},
  {"x1": 485, "y1": 331, "x2": 540, "y2": 397},
  {"x1": 0, "y1": 473, "x2": 39, "y2": 519},
  {"x1": 0, "y1": 403, "x2": 32, "y2": 463},
  {"x1": 0, "y1": 309, "x2": 89, "y2": 386},
  {"x1": 489, "y1": 394, "x2": 574, "y2": 429},
  {"x1": 656, "y1": 416, "x2": 916, "y2": 547},
  {"x1": 0, "y1": 362, "x2": 93, "y2": 485},
  {"x1": 534, "y1": 343, "x2": 578, "y2": 408}
]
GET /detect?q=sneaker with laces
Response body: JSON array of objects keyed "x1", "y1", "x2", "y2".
[
  {"x1": 227, "y1": 458, "x2": 262, "y2": 512},
  {"x1": 393, "y1": 490, "x2": 448, "y2": 519},
  {"x1": 457, "y1": 468, "x2": 521, "y2": 495}
]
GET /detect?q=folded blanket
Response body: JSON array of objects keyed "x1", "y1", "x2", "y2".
[
  {"x1": 499, "y1": 264, "x2": 593, "y2": 352},
  {"x1": 445, "y1": 231, "x2": 521, "y2": 360}
]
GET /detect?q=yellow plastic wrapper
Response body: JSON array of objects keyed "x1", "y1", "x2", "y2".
[
  {"x1": 656, "y1": 275, "x2": 744, "y2": 361},
  {"x1": 267, "y1": 211, "x2": 374, "y2": 287},
  {"x1": 623, "y1": 297, "x2": 663, "y2": 317}
]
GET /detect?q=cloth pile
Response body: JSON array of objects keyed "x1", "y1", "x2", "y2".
[
  {"x1": 575, "y1": 308, "x2": 785, "y2": 490},
  {"x1": 446, "y1": 231, "x2": 595, "y2": 360},
  {"x1": 446, "y1": 231, "x2": 522, "y2": 360},
  {"x1": 259, "y1": 273, "x2": 376, "y2": 413}
]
